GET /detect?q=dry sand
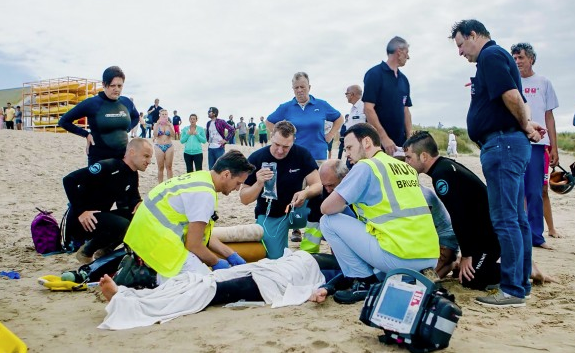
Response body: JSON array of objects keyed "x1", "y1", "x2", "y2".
[{"x1": 1, "y1": 129, "x2": 574, "y2": 353}]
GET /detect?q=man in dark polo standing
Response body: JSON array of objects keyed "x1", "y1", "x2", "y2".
[
  {"x1": 450, "y1": 19, "x2": 544, "y2": 308},
  {"x1": 363, "y1": 36, "x2": 412, "y2": 156}
]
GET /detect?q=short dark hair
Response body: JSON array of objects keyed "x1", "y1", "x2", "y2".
[
  {"x1": 344, "y1": 123, "x2": 381, "y2": 147},
  {"x1": 511, "y1": 42, "x2": 537, "y2": 65},
  {"x1": 212, "y1": 150, "x2": 255, "y2": 176},
  {"x1": 102, "y1": 66, "x2": 125, "y2": 86},
  {"x1": 208, "y1": 107, "x2": 219, "y2": 117},
  {"x1": 386, "y1": 36, "x2": 408, "y2": 55},
  {"x1": 403, "y1": 131, "x2": 439, "y2": 157},
  {"x1": 272, "y1": 120, "x2": 296, "y2": 138},
  {"x1": 189, "y1": 113, "x2": 198, "y2": 119},
  {"x1": 450, "y1": 19, "x2": 490, "y2": 40}
]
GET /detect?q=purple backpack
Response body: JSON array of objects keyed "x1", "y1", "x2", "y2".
[{"x1": 31, "y1": 208, "x2": 62, "y2": 254}]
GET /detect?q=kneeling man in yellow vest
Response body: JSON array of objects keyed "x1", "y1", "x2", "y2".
[
  {"x1": 319, "y1": 123, "x2": 439, "y2": 304},
  {"x1": 124, "y1": 150, "x2": 256, "y2": 283}
]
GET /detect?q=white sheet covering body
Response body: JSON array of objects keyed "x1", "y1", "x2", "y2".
[{"x1": 98, "y1": 250, "x2": 325, "y2": 330}]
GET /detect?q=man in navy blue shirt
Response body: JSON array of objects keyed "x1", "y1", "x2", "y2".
[
  {"x1": 363, "y1": 36, "x2": 412, "y2": 156},
  {"x1": 450, "y1": 19, "x2": 544, "y2": 308}
]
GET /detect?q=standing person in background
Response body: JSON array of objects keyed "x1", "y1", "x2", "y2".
[
  {"x1": 138, "y1": 112, "x2": 147, "y2": 138},
  {"x1": 325, "y1": 121, "x2": 334, "y2": 159},
  {"x1": 345, "y1": 85, "x2": 365, "y2": 128},
  {"x1": 248, "y1": 117, "x2": 256, "y2": 147},
  {"x1": 145, "y1": 114, "x2": 153, "y2": 138},
  {"x1": 4, "y1": 103, "x2": 15, "y2": 130},
  {"x1": 153, "y1": 109, "x2": 175, "y2": 183},
  {"x1": 337, "y1": 115, "x2": 348, "y2": 160},
  {"x1": 0, "y1": 109, "x2": 4, "y2": 129},
  {"x1": 266, "y1": 72, "x2": 344, "y2": 162},
  {"x1": 59, "y1": 66, "x2": 140, "y2": 165},
  {"x1": 14, "y1": 105, "x2": 23, "y2": 130},
  {"x1": 206, "y1": 107, "x2": 235, "y2": 169},
  {"x1": 172, "y1": 110, "x2": 182, "y2": 140},
  {"x1": 147, "y1": 98, "x2": 163, "y2": 127},
  {"x1": 181, "y1": 113, "x2": 206, "y2": 173},
  {"x1": 447, "y1": 130, "x2": 458, "y2": 158},
  {"x1": 543, "y1": 147, "x2": 561, "y2": 238},
  {"x1": 237, "y1": 117, "x2": 248, "y2": 146},
  {"x1": 511, "y1": 42, "x2": 560, "y2": 248},
  {"x1": 363, "y1": 36, "x2": 413, "y2": 156},
  {"x1": 258, "y1": 116, "x2": 268, "y2": 147},
  {"x1": 227, "y1": 115, "x2": 236, "y2": 144}
]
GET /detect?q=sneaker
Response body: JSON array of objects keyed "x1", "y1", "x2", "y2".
[
  {"x1": 420, "y1": 267, "x2": 440, "y2": 283},
  {"x1": 75, "y1": 244, "x2": 94, "y2": 264},
  {"x1": 484, "y1": 284, "x2": 531, "y2": 299},
  {"x1": 475, "y1": 289, "x2": 526, "y2": 308},
  {"x1": 334, "y1": 279, "x2": 371, "y2": 304},
  {"x1": 290, "y1": 229, "x2": 302, "y2": 242}
]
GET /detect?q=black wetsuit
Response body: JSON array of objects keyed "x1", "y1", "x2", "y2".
[
  {"x1": 63, "y1": 158, "x2": 141, "y2": 256},
  {"x1": 59, "y1": 92, "x2": 140, "y2": 165},
  {"x1": 427, "y1": 157, "x2": 501, "y2": 289}
]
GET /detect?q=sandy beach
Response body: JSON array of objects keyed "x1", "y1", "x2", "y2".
[{"x1": 1, "y1": 129, "x2": 574, "y2": 353}]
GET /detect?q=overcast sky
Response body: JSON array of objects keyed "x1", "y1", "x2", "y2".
[{"x1": 1, "y1": 0, "x2": 573, "y2": 131}]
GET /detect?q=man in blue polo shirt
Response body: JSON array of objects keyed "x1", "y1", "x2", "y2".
[
  {"x1": 266, "y1": 72, "x2": 344, "y2": 161},
  {"x1": 450, "y1": 19, "x2": 544, "y2": 308},
  {"x1": 363, "y1": 36, "x2": 412, "y2": 156}
]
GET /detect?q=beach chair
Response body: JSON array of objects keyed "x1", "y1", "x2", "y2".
[{"x1": 0, "y1": 322, "x2": 27, "y2": 353}]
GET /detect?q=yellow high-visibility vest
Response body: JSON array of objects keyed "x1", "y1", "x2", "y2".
[
  {"x1": 353, "y1": 152, "x2": 439, "y2": 259},
  {"x1": 299, "y1": 222, "x2": 322, "y2": 254},
  {"x1": 124, "y1": 171, "x2": 217, "y2": 277}
]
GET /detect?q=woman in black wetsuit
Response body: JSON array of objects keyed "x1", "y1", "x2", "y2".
[{"x1": 58, "y1": 66, "x2": 140, "y2": 165}]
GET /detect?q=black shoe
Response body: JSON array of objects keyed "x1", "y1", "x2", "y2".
[{"x1": 333, "y1": 279, "x2": 371, "y2": 304}]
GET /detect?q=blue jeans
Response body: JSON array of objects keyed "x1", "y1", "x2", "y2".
[
  {"x1": 320, "y1": 213, "x2": 437, "y2": 278},
  {"x1": 208, "y1": 147, "x2": 225, "y2": 169},
  {"x1": 480, "y1": 131, "x2": 532, "y2": 298},
  {"x1": 248, "y1": 134, "x2": 255, "y2": 147},
  {"x1": 524, "y1": 144, "x2": 545, "y2": 246}
]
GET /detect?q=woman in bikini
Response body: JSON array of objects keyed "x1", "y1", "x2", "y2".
[{"x1": 153, "y1": 109, "x2": 175, "y2": 183}]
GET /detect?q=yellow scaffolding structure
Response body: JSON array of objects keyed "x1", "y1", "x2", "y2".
[{"x1": 22, "y1": 77, "x2": 102, "y2": 132}]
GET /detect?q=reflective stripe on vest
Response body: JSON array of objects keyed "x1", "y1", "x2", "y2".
[
  {"x1": 353, "y1": 153, "x2": 439, "y2": 259},
  {"x1": 354, "y1": 158, "x2": 430, "y2": 223},
  {"x1": 124, "y1": 171, "x2": 217, "y2": 278},
  {"x1": 300, "y1": 222, "x2": 322, "y2": 253}
]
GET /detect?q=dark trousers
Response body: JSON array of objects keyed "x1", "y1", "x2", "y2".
[
  {"x1": 239, "y1": 134, "x2": 247, "y2": 146},
  {"x1": 337, "y1": 138, "x2": 345, "y2": 159},
  {"x1": 67, "y1": 208, "x2": 133, "y2": 256},
  {"x1": 139, "y1": 125, "x2": 146, "y2": 138},
  {"x1": 184, "y1": 152, "x2": 203, "y2": 173},
  {"x1": 460, "y1": 251, "x2": 501, "y2": 290},
  {"x1": 5, "y1": 121, "x2": 14, "y2": 129}
]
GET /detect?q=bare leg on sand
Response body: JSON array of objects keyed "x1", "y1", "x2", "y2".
[
  {"x1": 99, "y1": 274, "x2": 118, "y2": 301},
  {"x1": 543, "y1": 184, "x2": 562, "y2": 238},
  {"x1": 531, "y1": 260, "x2": 558, "y2": 285}
]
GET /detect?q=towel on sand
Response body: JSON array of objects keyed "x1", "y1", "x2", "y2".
[{"x1": 98, "y1": 250, "x2": 325, "y2": 330}]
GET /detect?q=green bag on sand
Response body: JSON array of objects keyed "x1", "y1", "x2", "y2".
[{"x1": 113, "y1": 250, "x2": 157, "y2": 289}]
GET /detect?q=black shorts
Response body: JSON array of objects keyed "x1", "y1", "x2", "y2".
[{"x1": 259, "y1": 134, "x2": 268, "y2": 144}]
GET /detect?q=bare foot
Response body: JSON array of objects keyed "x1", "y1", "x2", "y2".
[
  {"x1": 308, "y1": 288, "x2": 328, "y2": 303},
  {"x1": 548, "y1": 230, "x2": 563, "y2": 238},
  {"x1": 99, "y1": 274, "x2": 118, "y2": 301},
  {"x1": 531, "y1": 262, "x2": 558, "y2": 285},
  {"x1": 537, "y1": 242, "x2": 553, "y2": 250}
]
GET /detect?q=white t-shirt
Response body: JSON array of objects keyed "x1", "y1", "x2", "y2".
[
  {"x1": 168, "y1": 191, "x2": 215, "y2": 232},
  {"x1": 448, "y1": 133, "x2": 456, "y2": 144},
  {"x1": 208, "y1": 120, "x2": 223, "y2": 148},
  {"x1": 521, "y1": 74, "x2": 559, "y2": 146},
  {"x1": 346, "y1": 100, "x2": 366, "y2": 128}
]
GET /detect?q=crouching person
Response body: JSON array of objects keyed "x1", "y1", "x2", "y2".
[
  {"x1": 124, "y1": 150, "x2": 256, "y2": 284},
  {"x1": 63, "y1": 138, "x2": 153, "y2": 264},
  {"x1": 319, "y1": 124, "x2": 439, "y2": 304}
]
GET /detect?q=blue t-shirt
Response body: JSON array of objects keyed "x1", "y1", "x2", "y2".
[
  {"x1": 244, "y1": 144, "x2": 318, "y2": 218},
  {"x1": 335, "y1": 162, "x2": 383, "y2": 207},
  {"x1": 363, "y1": 61, "x2": 412, "y2": 146},
  {"x1": 467, "y1": 40, "x2": 524, "y2": 142},
  {"x1": 267, "y1": 95, "x2": 341, "y2": 160}
]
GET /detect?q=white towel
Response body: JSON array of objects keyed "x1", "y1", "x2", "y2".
[{"x1": 98, "y1": 250, "x2": 326, "y2": 330}]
